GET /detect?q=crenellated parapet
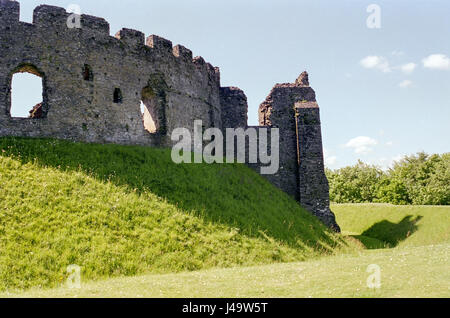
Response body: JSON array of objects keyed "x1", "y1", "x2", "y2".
[{"x1": 0, "y1": 1, "x2": 219, "y2": 81}]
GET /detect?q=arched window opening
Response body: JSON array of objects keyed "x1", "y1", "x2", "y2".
[
  {"x1": 141, "y1": 86, "x2": 161, "y2": 134},
  {"x1": 113, "y1": 88, "x2": 122, "y2": 103},
  {"x1": 82, "y1": 64, "x2": 93, "y2": 81},
  {"x1": 140, "y1": 101, "x2": 157, "y2": 133},
  {"x1": 10, "y1": 65, "x2": 44, "y2": 118}
]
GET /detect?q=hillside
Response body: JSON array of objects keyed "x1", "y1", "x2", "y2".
[
  {"x1": 0, "y1": 137, "x2": 354, "y2": 292},
  {"x1": 4, "y1": 204, "x2": 448, "y2": 298}
]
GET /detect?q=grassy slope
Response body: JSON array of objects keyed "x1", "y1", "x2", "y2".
[
  {"x1": 5, "y1": 203, "x2": 448, "y2": 298},
  {"x1": 0, "y1": 137, "x2": 353, "y2": 292},
  {"x1": 7, "y1": 244, "x2": 448, "y2": 298},
  {"x1": 332, "y1": 204, "x2": 450, "y2": 249}
]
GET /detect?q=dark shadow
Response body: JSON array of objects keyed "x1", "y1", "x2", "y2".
[
  {"x1": 82, "y1": 64, "x2": 94, "y2": 81},
  {"x1": 354, "y1": 215, "x2": 423, "y2": 249},
  {"x1": 113, "y1": 88, "x2": 123, "y2": 103},
  {"x1": 0, "y1": 137, "x2": 345, "y2": 253}
]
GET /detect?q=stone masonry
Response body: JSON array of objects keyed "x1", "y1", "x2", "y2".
[
  {"x1": 259, "y1": 72, "x2": 339, "y2": 230},
  {"x1": 0, "y1": 1, "x2": 339, "y2": 231}
]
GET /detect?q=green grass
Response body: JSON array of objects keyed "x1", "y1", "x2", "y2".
[
  {"x1": 2, "y1": 137, "x2": 447, "y2": 297},
  {"x1": 332, "y1": 203, "x2": 450, "y2": 248},
  {"x1": 5, "y1": 243, "x2": 448, "y2": 298},
  {"x1": 0, "y1": 137, "x2": 353, "y2": 292},
  {"x1": 4, "y1": 203, "x2": 448, "y2": 298}
]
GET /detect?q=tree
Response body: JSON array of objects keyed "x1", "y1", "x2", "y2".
[{"x1": 326, "y1": 152, "x2": 449, "y2": 205}]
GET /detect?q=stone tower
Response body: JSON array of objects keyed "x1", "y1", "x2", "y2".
[{"x1": 259, "y1": 72, "x2": 340, "y2": 231}]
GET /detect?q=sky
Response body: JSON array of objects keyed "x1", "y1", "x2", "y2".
[{"x1": 10, "y1": 0, "x2": 450, "y2": 169}]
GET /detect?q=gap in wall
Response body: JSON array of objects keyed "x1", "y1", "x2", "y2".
[
  {"x1": 11, "y1": 72, "x2": 43, "y2": 118},
  {"x1": 140, "y1": 100, "x2": 157, "y2": 133}
]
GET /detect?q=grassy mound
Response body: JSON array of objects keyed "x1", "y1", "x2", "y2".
[
  {"x1": 332, "y1": 203, "x2": 450, "y2": 249},
  {"x1": 0, "y1": 137, "x2": 353, "y2": 291}
]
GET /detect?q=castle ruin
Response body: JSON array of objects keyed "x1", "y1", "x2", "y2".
[{"x1": 0, "y1": 0, "x2": 340, "y2": 231}]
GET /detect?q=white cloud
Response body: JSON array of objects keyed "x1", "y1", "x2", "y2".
[
  {"x1": 422, "y1": 54, "x2": 450, "y2": 70},
  {"x1": 400, "y1": 62, "x2": 417, "y2": 74},
  {"x1": 360, "y1": 56, "x2": 391, "y2": 73},
  {"x1": 324, "y1": 149, "x2": 337, "y2": 167},
  {"x1": 392, "y1": 154, "x2": 405, "y2": 163},
  {"x1": 325, "y1": 156, "x2": 337, "y2": 166},
  {"x1": 374, "y1": 157, "x2": 389, "y2": 168},
  {"x1": 345, "y1": 136, "x2": 378, "y2": 154},
  {"x1": 367, "y1": 154, "x2": 406, "y2": 170},
  {"x1": 399, "y1": 80, "x2": 413, "y2": 88}
]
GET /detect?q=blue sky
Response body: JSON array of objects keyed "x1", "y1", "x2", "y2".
[{"x1": 11, "y1": 0, "x2": 450, "y2": 168}]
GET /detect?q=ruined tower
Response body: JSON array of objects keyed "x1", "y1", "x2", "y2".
[
  {"x1": 0, "y1": 1, "x2": 339, "y2": 231},
  {"x1": 259, "y1": 72, "x2": 340, "y2": 231}
]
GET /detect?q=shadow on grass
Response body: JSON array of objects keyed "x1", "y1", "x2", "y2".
[
  {"x1": 353, "y1": 215, "x2": 423, "y2": 249},
  {"x1": 0, "y1": 137, "x2": 343, "y2": 253}
]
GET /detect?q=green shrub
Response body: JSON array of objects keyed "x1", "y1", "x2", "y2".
[{"x1": 327, "y1": 152, "x2": 449, "y2": 205}]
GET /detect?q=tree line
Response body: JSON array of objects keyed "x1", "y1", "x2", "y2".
[{"x1": 326, "y1": 152, "x2": 449, "y2": 205}]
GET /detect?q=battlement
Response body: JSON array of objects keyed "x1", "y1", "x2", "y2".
[
  {"x1": 146, "y1": 34, "x2": 173, "y2": 52},
  {"x1": 0, "y1": 0, "x2": 19, "y2": 24},
  {"x1": 0, "y1": 1, "x2": 219, "y2": 75},
  {"x1": 32, "y1": 5, "x2": 110, "y2": 34},
  {"x1": 32, "y1": 5, "x2": 68, "y2": 29},
  {"x1": 193, "y1": 56, "x2": 206, "y2": 66},
  {"x1": 33, "y1": 5, "x2": 69, "y2": 27},
  {"x1": 115, "y1": 28, "x2": 145, "y2": 48},
  {"x1": 80, "y1": 14, "x2": 110, "y2": 34},
  {"x1": 173, "y1": 45, "x2": 193, "y2": 60}
]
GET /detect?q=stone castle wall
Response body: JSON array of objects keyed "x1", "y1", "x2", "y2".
[
  {"x1": 0, "y1": 1, "x2": 339, "y2": 230},
  {"x1": 0, "y1": 1, "x2": 221, "y2": 147}
]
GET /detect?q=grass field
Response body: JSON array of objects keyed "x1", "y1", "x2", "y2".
[
  {"x1": 5, "y1": 244, "x2": 448, "y2": 298},
  {"x1": 0, "y1": 137, "x2": 448, "y2": 297},
  {"x1": 0, "y1": 137, "x2": 353, "y2": 292},
  {"x1": 4, "y1": 203, "x2": 447, "y2": 298},
  {"x1": 332, "y1": 203, "x2": 450, "y2": 249}
]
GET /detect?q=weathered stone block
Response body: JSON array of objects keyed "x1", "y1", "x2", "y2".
[
  {"x1": 0, "y1": 0, "x2": 19, "y2": 25},
  {"x1": 193, "y1": 56, "x2": 206, "y2": 67},
  {"x1": 33, "y1": 5, "x2": 68, "y2": 29},
  {"x1": 80, "y1": 14, "x2": 110, "y2": 34},
  {"x1": 115, "y1": 28, "x2": 145, "y2": 48},
  {"x1": 220, "y1": 87, "x2": 248, "y2": 129},
  {"x1": 173, "y1": 45, "x2": 193, "y2": 60},
  {"x1": 146, "y1": 35, "x2": 172, "y2": 52}
]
